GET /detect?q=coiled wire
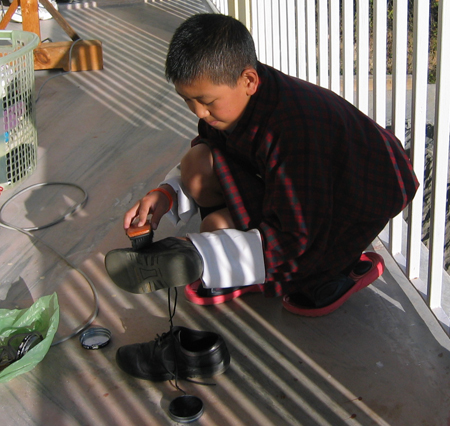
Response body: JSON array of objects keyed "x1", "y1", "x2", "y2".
[{"x1": 0, "y1": 182, "x2": 99, "y2": 346}]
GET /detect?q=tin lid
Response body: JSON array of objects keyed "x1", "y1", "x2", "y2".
[
  {"x1": 16, "y1": 331, "x2": 44, "y2": 359},
  {"x1": 168, "y1": 395, "x2": 204, "y2": 423},
  {"x1": 79, "y1": 327, "x2": 111, "y2": 350}
]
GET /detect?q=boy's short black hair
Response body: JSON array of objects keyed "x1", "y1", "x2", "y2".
[{"x1": 165, "y1": 13, "x2": 258, "y2": 87}]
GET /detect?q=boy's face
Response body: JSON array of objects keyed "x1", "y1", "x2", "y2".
[{"x1": 174, "y1": 69, "x2": 258, "y2": 132}]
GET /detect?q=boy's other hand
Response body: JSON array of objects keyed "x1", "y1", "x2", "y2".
[{"x1": 123, "y1": 184, "x2": 175, "y2": 231}]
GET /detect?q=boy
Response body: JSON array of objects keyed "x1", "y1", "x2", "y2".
[{"x1": 105, "y1": 13, "x2": 418, "y2": 317}]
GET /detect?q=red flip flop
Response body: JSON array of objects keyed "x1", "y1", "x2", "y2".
[
  {"x1": 184, "y1": 280, "x2": 264, "y2": 305},
  {"x1": 282, "y1": 252, "x2": 385, "y2": 317}
]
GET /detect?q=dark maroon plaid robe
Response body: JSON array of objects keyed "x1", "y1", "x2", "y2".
[{"x1": 191, "y1": 63, "x2": 418, "y2": 297}]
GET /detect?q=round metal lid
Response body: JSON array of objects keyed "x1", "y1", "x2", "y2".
[
  {"x1": 79, "y1": 327, "x2": 111, "y2": 350},
  {"x1": 168, "y1": 395, "x2": 204, "y2": 423}
]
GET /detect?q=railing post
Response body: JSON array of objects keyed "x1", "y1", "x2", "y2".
[
  {"x1": 356, "y1": 0, "x2": 369, "y2": 115},
  {"x1": 286, "y1": 0, "x2": 297, "y2": 77},
  {"x1": 227, "y1": 0, "x2": 251, "y2": 30},
  {"x1": 329, "y1": 0, "x2": 340, "y2": 94},
  {"x1": 305, "y1": 0, "x2": 316, "y2": 84},
  {"x1": 342, "y1": 0, "x2": 354, "y2": 104},
  {"x1": 389, "y1": 0, "x2": 409, "y2": 258},
  {"x1": 428, "y1": 0, "x2": 450, "y2": 309},
  {"x1": 317, "y1": 0, "x2": 328, "y2": 88},
  {"x1": 296, "y1": 0, "x2": 307, "y2": 80},
  {"x1": 373, "y1": 0, "x2": 387, "y2": 126},
  {"x1": 407, "y1": 0, "x2": 430, "y2": 281},
  {"x1": 227, "y1": 0, "x2": 238, "y2": 17}
]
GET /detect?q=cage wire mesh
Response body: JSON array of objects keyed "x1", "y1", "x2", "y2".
[{"x1": 0, "y1": 30, "x2": 39, "y2": 188}]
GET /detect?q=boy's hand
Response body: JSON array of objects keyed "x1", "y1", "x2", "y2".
[{"x1": 123, "y1": 184, "x2": 175, "y2": 231}]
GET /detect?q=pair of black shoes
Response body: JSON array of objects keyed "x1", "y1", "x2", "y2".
[
  {"x1": 107, "y1": 238, "x2": 229, "y2": 381},
  {"x1": 116, "y1": 326, "x2": 230, "y2": 382}
]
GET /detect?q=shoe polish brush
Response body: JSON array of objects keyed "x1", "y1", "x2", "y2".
[{"x1": 126, "y1": 221, "x2": 154, "y2": 250}]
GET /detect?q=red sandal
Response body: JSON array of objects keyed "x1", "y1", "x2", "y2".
[
  {"x1": 282, "y1": 252, "x2": 385, "y2": 317},
  {"x1": 185, "y1": 280, "x2": 264, "y2": 305}
]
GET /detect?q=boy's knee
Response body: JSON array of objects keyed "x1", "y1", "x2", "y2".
[
  {"x1": 200, "y1": 208, "x2": 235, "y2": 232},
  {"x1": 180, "y1": 144, "x2": 223, "y2": 206}
]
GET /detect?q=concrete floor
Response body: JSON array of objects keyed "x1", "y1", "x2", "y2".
[{"x1": 0, "y1": 1, "x2": 450, "y2": 425}]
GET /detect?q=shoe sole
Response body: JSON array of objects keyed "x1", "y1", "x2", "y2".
[
  {"x1": 184, "y1": 281, "x2": 264, "y2": 305},
  {"x1": 105, "y1": 238, "x2": 203, "y2": 294},
  {"x1": 282, "y1": 252, "x2": 385, "y2": 317}
]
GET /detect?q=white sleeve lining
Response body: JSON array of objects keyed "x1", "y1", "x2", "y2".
[{"x1": 160, "y1": 164, "x2": 198, "y2": 225}]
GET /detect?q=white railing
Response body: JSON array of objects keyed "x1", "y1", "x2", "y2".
[{"x1": 209, "y1": 0, "x2": 450, "y2": 332}]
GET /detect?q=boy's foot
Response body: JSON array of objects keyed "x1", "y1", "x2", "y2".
[
  {"x1": 184, "y1": 280, "x2": 264, "y2": 305},
  {"x1": 105, "y1": 237, "x2": 203, "y2": 294},
  {"x1": 116, "y1": 326, "x2": 230, "y2": 381},
  {"x1": 282, "y1": 252, "x2": 385, "y2": 317}
]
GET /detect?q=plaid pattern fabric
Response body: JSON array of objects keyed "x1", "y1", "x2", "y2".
[{"x1": 191, "y1": 63, "x2": 418, "y2": 297}]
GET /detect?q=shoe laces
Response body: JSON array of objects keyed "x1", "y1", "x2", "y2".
[
  {"x1": 152, "y1": 329, "x2": 180, "y2": 385},
  {"x1": 160, "y1": 288, "x2": 215, "y2": 393}
]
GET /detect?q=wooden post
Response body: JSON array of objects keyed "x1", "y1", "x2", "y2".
[
  {"x1": 34, "y1": 40, "x2": 103, "y2": 71},
  {"x1": 20, "y1": 0, "x2": 41, "y2": 40},
  {"x1": 0, "y1": 0, "x2": 19, "y2": 30},
  {"x1": 0, "y1": 0, "x2": 103, "y2": 71},
  {"x1": 39, "y1": 0, "x2": 80, "y2": 40}
]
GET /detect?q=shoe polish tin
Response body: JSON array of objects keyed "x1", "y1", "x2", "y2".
[
  {"x1": 80, "y1": 327, "x2": 111, "y2": 350},
  {"x1": 168, "y1": 395, "x2": 204, "y2": 423}
]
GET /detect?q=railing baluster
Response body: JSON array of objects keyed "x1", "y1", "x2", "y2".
[
  {"x1": 305, "y1": 0, "x2": 316, "y2": 83},
  {"x1": 373, "y1": 0, "x2": 387, "y2": 126},
  {"x1": 318, "y1": 0, "x2": 328, "y2": 88},
  {"x1": 407, "y1": 0, "x2": 430, "y2": 281},
  {"x1": 257, "y1": 0, "x2": 267, "y2": 64},
  {"x1": 329, "y1": 0, "x2": 340, "y2": 94},
  {"x1": 271, "y1": 0, "x2": 281, "y2": 70},
  {"x1": 389, "y1": 0, "x2": 409, "y2": 258},
  {"x1": 296, "y1": 0, "x2": 307, "y2": 80},
  {"x1": 264, "y1": 0, "x2": 273, "y2": 67},
  {"x1": 279, "y1": 0, "x2": 289, "y2": 74},
  {"x1": 428, "y1": 0, "x2": 450, "y2": 310},
  {"x1": 251, "y1": 0, "x2": 260, "y2": 59},
  {"x1": 356, "y1": 0, "x2": 369, "y2": 114},
  {"x1": 342, "y1": 0, "x2": 354, "y2": 104},
  {"x1": 286, "y1": 0, "x2": 297, "y2": 77}
]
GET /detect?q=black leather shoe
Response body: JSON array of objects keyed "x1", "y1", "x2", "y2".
[
  {"x1": 105, "y1": 237, "x2": 203, "y2": 294},
  {"x1": 116, "y1": 326, "x2": 231, "y2": 381}
]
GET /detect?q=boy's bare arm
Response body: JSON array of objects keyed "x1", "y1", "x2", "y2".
[{"x1": 123, "y1": 184, "x2": 176, "y2": 230}]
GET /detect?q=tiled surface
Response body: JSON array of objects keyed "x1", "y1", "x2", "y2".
[{"x1": 1, "y1": 2, "x2": 450, "y2": 425}]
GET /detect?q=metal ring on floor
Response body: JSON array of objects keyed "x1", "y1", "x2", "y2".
[
  {"x1": 0, "y1": 182, "x2": 88, "y2": 231},
  {"x1": 0, "y1": 182, "x2": 98, "y2": 346}
]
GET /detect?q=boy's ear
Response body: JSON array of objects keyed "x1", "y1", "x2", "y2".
[{"x1": 241, "y1": 67, "x2": 259, "y2": 96}]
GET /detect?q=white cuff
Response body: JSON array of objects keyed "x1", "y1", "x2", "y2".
[
  {"x1": 187, "y1": 229, "x2": 266, "y2": 288},
  {"x1": 160, "y1": 164, "x2": 198, "y2": 225}
]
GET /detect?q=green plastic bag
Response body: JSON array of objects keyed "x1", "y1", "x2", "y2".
[{"x1": 0, "y1": 293, "x2": 59, "y2": 383}]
